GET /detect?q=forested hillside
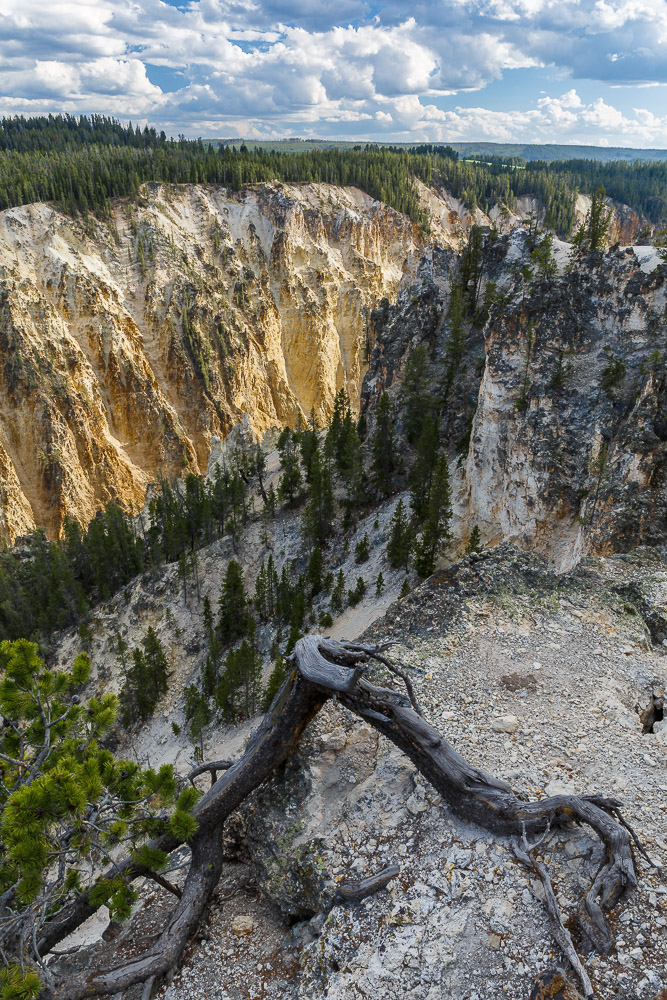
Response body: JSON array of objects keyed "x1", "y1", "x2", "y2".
[{"x1": 1, "y1": 114, "x2": 667, "y2": 235}]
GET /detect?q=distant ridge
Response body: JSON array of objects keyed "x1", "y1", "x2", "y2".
[{"x1": 210, "y1": 137, "x2": 667, "y2": 163}]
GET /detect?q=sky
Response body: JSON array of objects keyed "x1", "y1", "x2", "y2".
[{"x1": 1, "y1": 0, "x2": 667, "y2": 147}]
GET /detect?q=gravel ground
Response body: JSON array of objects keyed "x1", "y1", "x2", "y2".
[{"x1": 124, "y1": 544, "x2": 667, "y2": 1000}]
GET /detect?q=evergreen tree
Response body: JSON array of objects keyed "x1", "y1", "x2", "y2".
[
  {"x1": 375, "y1": 571, "x2": 385, "y2": 596},
  {"x1": 121, "y1": 627, "x2": 169, "y2": 721},
  {"x1": 218, "y1": 560, "x2": 254, "y2": 644},
  {"x1": 184, "y1": 682, "x2": 210, "y2": 759},
  {"x1": 441, "y1": 283, "x2": 466, "y2": 403},
  {"x1": 530, "y1": 231, "x2": 557, "y2": 282},
  {"x1": 303, "y1": 450, "x2": 335, "y2": 546},
  {"x1": 266, "y1": 482, "x2": 278, "y2": 518},
  {"x1": 307, "y1": 546, "x2": 324, "y2": 596},
  {"x1": 409, "y1": 414, "x2": 440, "y2": 523},
  {"x1": 262, "y1": 653, "x2": 287, "y2": 710},
  {"x1": 325, "y1": 388, "x2": 348, "y2": 461},
  {"x1": 299, "y1": 409, "x2": 319, "y2": 482},
  {"x1": 466, "y1": 525, "x2": 482, "y2": 554},
  {"x1": 215, "y1": 640, "x2": 262, "y2": 721},
  {"x1": 460, "y1": 224, "x2": 484, "y2": 313},
  {"x1": 387, "y1": 499, "x2": 414, "y2": 572},
  {"x1": 331, "y1": 569, "x2": 347, "y2": 614},
  {"x1": 402, "y1": 344, "x2": 432, "y2": 443},
  {"x1": 371, "y1": 393, "x2": 397, "y2": 497},
  {"x1": 202, "y1": 596, "x2": 222, "y2": 696},
  {"x1": 415, "y1": 455, "x2": 452, "y2": 578},
  {"x1": 143, "y1": 626, "x2": 170, "y2": 689},
  {"x1": 354, "y1": 533, "x2": 370, "y2": 564},
  {"x1": 348, "y1": 576, "x2": 367, "y2": 607},
  {"x1": 572, "y1": 186, "x2": 611, "y2": 255},
  {"x1": 0, "y1": 639, "x2": 186, "y2": 998},
  {"x1": 277, "y1": 427, "x2": 302, "y2": 504},
  {"x1": 337, "y1": 406, "x2": 366, "y2": 526}
]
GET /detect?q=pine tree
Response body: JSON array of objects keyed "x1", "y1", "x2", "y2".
[
  {"x1": 387, "y1": 499, "x2": 414, "y2": 572},
  {"x1": 0, "y1": 640, "x2": 185, "y2": 996},
  {"x1": 337, "y1": 409, "x2": 366, "y2": 526},
  {"x1": 375, "y1": 571, "x2": 385, "y2": 596},
  {"x1": 121, "y1": 627, "x2": 169, "y2": 721},
  {"x1": 441, "y1": 283, "x2": 466, "y2": 402},
  {"x1": 402, "y1": 344, "x2": 431, "y2": 443},
  {"x1": 142, "y1": 626, "x2": 169, "y2": 692},
  {"x1": 202, "y1": 596, "x2": 222, "y2": 695},
  {"x1": 266, "y1": 482, "x2": 278, "y2": 518},
  {"x1": 277, "y1": 427, "x2": 302, "y2": 504},
  {"x1": 466, "y1": 525, "x2": 482, "y2": 554},
  {"x1": 415, "y1": 455, "x2": 452, "y2": 578},
  {"x1": 331, "y1": 569, "x2": 346, "y2": 614},
  {"x1": 410, "y1": 414, "x2": 440, "y2": 523},
  {"x1": 572, "y1": 186, "x2": 611, "y2": 255},
  {"x1": 218, "y1": 560, "x2": 254, "y2": 644},
  {"x1": 184, "y1": 682, "x2": 210, "y2": 758},
  {"x1": 371, "y1": 393, "x2": 397, "y2": 496},
  {"x1": 215, "y1": 640, "x2": 262, "y2": 721},
  {"x1": 303, "y1": 450, "x2": 334, "y2": 546},
  {"x1": 254, "y1": 560, "x2": 268, "y2": 620},
  {"x1": 348, "y1": 576, "x2": 367, "y2": 607},
  {"x1": 299, "y1": 409, "x2": 319, "y2": 482},
  {"x1": 262, "y1": 653, "x2": 287, "y2": 710},
  {"x1": 307, "y1": 546, "x2": 324, "y2": 596},
  {"x1": 460, "y1": 224, "x2": 484, "y2": 313},
  {"x1": 325, "y1": 388, "x2": 348, "y2": 461},
  {"x1": 354, "y1": 533, "x2": 370, "y2": 564}
]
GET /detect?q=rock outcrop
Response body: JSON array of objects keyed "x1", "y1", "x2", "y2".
[
  {"x1": 362, "y1": 231, "x2": 667, "y2": 568},
  {"x1": 0, "y1": 183, "x2": 423, "y2": 540}
]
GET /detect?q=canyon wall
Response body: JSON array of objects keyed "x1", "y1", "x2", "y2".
[
  {"x1": 0, "y1": 183, "x2": 423, "y2": 540},
  {"x1": 363, "y1": 232, "x2": 667, "y2": 568}
]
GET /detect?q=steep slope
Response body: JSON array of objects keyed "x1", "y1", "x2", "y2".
[
  {"x1": 0, "y1": 183, "x2": 423, "y2": 541},
  {"x1": 362, "y1": 232, "x2": 667, "y2": 568},
  {"x1": 466, "y1": 243, "x2": 667, "y2": 568}
]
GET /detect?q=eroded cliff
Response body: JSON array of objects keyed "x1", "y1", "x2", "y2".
[
  {"x1": 362, "y1": 231, "x2": 667, "y2": 568},
  {"x1": 0, "y1": 183, "x2": 423, "y2": 540}
]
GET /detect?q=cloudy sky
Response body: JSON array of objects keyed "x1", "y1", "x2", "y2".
[{"x1": 2, "y1": 0, "x2": 667, "y2": 146}]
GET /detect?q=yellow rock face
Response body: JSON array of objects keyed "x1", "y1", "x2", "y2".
[{"x1": 0, "y1": 183, "x2": 423, "y2": 541}]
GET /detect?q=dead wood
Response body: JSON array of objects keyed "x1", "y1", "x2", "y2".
[
  {"x1": 335, "y1": 865, "x2": 401, "y2": 903},
  {"x1": 513, "y1": 825, "x2": 593, "y2": 997},
  {"x1": 35, "y1": 635, "x2": 639, "y2": 998},
  {"x1": 187, "y1": 759, "x2": 233, "y2": 786}
]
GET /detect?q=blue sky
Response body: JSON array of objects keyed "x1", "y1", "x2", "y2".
[{"x1": 1, "y1": 1, "x2": 667, "y2": 146}]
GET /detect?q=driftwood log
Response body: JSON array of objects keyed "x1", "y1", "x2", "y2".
[{"x1": 35, "y1": 636, "x2": 639, "y2": 999}]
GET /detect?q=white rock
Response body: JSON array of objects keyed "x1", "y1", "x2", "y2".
[
  {"x1": 490, "y1": 715, "x2": 519, "y2": 734},
  {"x1": 544, "y1": 778, "x2": 576, "y2": 796},
  {"x1": 231, "y1": 915, "x2": 255, "y2": 936}
]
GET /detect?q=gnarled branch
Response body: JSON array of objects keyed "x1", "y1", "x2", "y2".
[{"x1": 36, "y1": 636, "x2": 638, "y2": 998}]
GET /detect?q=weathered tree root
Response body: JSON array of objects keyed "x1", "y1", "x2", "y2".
[
  {"x1": 335, "y1": 865, "x2": 401, "y2": 904},
  {"x1": 37, "y1": 636, "x2": 638, "y2": 998},
  {"x1": 513, "y1": 824, "x2": 593, "y2": 997}
]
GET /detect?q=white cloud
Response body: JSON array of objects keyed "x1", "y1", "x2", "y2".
[{"x1": 0, "y1": 0, "x2": 666, "y2": 143}]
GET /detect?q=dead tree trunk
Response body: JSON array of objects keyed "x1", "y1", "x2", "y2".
[{"x1": 38, "y1": 636, "x2": 639, "y2": 998}]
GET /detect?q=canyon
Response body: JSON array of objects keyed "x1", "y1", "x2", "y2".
[
  {"x1": 0, "y1": 182, "x2": 424, "y2": 540},
  {"x1": 0, "y1": 179, "x2": 653, "y2": 551}
]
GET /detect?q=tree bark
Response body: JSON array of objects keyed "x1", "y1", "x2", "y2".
[{"x1": 38, "y1": 636, "x2": 638, "y2": 997}]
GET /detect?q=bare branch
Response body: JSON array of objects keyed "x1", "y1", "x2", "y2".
[{"x1": 513, "y1": 825, "x2": 593, "y2": 998}]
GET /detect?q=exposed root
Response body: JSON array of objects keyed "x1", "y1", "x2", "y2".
[
  {"x1": 513, "y1": 824, "x2": 593, "y2": 998},
  {"x1": 335, "y1": 865, "x2": 401, "y2": 904},
  {"x1": 34, "y1": 636, "x2": 639, "y2": 998}
]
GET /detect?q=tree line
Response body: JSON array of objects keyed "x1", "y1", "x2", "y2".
[
  {"x1": 1, "y1": 115, "x2": 666, "y2": 234},
  {"x1": 0, "y1": 460, "x2": 256, "y2": 647}
]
